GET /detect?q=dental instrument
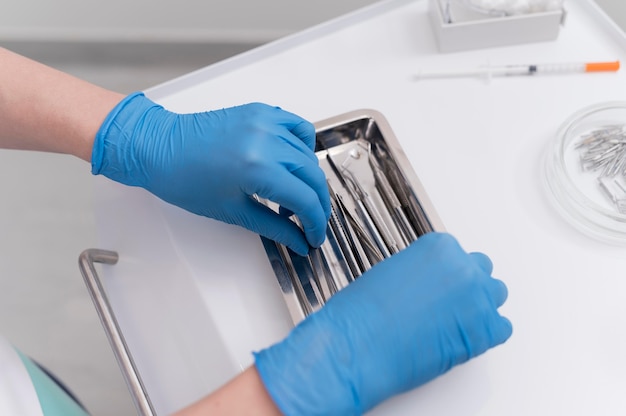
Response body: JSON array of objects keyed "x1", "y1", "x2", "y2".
[
  {"x1": 368, "y1": 145, "x2": 418, "y2": 244},
  {"x1": 327, "y1": 154, "x2": 393, "y2": 258},
  {"x1": 414, "y1": 60, "x2": 620, "y2": 80},
  {"x1": 327, "y1": 183, "x2": 360, "y2": 281}
]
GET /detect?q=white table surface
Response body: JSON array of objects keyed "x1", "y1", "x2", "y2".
[{"x1": 94, "y1": 0, "x2": 626, "y2": 414}]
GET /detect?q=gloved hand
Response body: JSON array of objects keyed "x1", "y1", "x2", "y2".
[
  {"x1": 91, "y1": 92, "x2": 331, "y2": 256},
  {"x1": 254, "y1": 232, "x2": 513, "y2": 415}
]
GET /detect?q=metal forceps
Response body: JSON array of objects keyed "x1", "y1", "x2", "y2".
[{"x1": 327, "y1": 151, "x2": 397, "y2": 259}]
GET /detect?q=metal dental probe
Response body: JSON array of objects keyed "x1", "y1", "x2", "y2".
[
  {"x1": 333, "y1": 188, "x2": 372, "y2": 272},
  {"x1": 277, "y1": 244, "x2": 314, "y2": 316},
  {"x1": 348, "y1": 140, "x2": 408, "y2": 250},
  {"x1": 308, "y1": 247, "x2": 335, "y2": 300},
  {"x1": 327, "y1": 182, "x2": 361, "y2": 279},
  {"x1": 327, "y1": 154, "x2": 392, "y2": 258},
  {"x1": 373, "y1": 143, "x2": 432, "y2": 236},
  {"x1": 289, "y1": 251, "x2": 324, "y2": 313},
  {"x1": 319, "y1": 233, "x2": 349, "y2": 292},
  {"x1": 291, "y1": 216, "x2": 331, "y2": 304},
  {"x1": 342, "y1": 166, "x2": 400, "y2": 255},
  {"x1": 336, "y1": 193, "x2": 381, "y2": 267},
  {"x1": 368, "y1": 152, "x2": 418, "y2": 244}
]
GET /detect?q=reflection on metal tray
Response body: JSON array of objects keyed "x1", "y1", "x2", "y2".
[{"x1": 261, "y1": 109, "x2": 445, "y2": 324}]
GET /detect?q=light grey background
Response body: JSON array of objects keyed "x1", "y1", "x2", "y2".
[
  {"x1": 0, "y1": 1, "x2": 624, "y2": 415},
  {"x1": 0, "y1": 0, "x2": 621, "y2": 42},
  {"x1": 595, "y1": 0, "x2": 626, "y2": 29},
  {"x1": 0, "y1": 0, "x2": 380, "y2": 43}
]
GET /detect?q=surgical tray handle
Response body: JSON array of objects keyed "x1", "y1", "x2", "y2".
[{"x1": 78, "y1": 249, "x2": 155, "y2": 416}]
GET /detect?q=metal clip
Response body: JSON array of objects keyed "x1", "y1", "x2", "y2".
[{"x1": 576, "y1": 125, "x2": 626, "y2": 214}]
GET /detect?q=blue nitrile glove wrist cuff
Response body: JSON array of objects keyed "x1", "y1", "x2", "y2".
[
  {"x1": 254, "y1": 312, "x2": 360, "y2": 416},
  {"x1": 91, "y1": 91, "x2": 161, "y2": 187}
]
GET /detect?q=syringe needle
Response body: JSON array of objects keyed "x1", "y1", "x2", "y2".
[{"x1": 414, "y1": 60, "x2": 620, "y2": 81}]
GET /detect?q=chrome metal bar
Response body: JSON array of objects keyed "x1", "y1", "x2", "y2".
[{"x1": 78, "y1": 249, "x2": 155, "y2": 416}]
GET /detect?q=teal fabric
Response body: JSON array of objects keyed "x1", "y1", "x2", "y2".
[{"x1": 16, "y1": 351, "x2": 88, "y2": 416}]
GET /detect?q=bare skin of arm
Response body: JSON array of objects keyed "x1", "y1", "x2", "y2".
[
  {"x1": 173, "y1": 366, "x2": 281, "y2": 416},
  {"x1": 0, "y1": 47, "x2": 123, "y2": 161},
  {"x1": 0, "y1": 46, "x2": 282, "y2": 416}
]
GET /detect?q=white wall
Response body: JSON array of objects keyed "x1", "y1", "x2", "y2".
[
  {"x1": 1, "y1": 0, "x2": 624, "y2": 44},
  {"x1": 0, "y1": 0, "x2": 380, "y2": 43},
  {"x1": 1, "y1": 0, "x2": 625, "y2": 43}
]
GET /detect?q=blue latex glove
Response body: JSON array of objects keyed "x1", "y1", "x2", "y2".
[
  {"x1": 92, "y1": 92, "x2": 331, "y2": 256},
  {"x1": 255, "y1": 232, "x2": 513, "y2": 415}
]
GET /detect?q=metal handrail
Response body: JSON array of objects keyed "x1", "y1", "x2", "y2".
[{"x1": 78, "y1": 249, "x2": 155, "y2": 416}]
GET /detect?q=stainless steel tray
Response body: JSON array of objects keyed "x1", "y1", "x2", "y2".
[{"x1": 261, "y1": 109, "x2": 445, "y2": 324}]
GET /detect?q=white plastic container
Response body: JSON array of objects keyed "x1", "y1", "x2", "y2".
[{"x1": 428, "y1": 0, "x2": 566, "y2": 52}]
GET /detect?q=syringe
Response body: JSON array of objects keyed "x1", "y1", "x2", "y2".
[{"x1": 414, "y1": 61, "x2": 620, "y2": 80}]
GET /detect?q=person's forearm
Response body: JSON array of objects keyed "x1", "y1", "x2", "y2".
[
  {"x1": 173, "y1": 366, "x2": 281, "y2": 416},
  {"x1": 0, "y1": 47, "x2": 124, "y2": 161}
]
